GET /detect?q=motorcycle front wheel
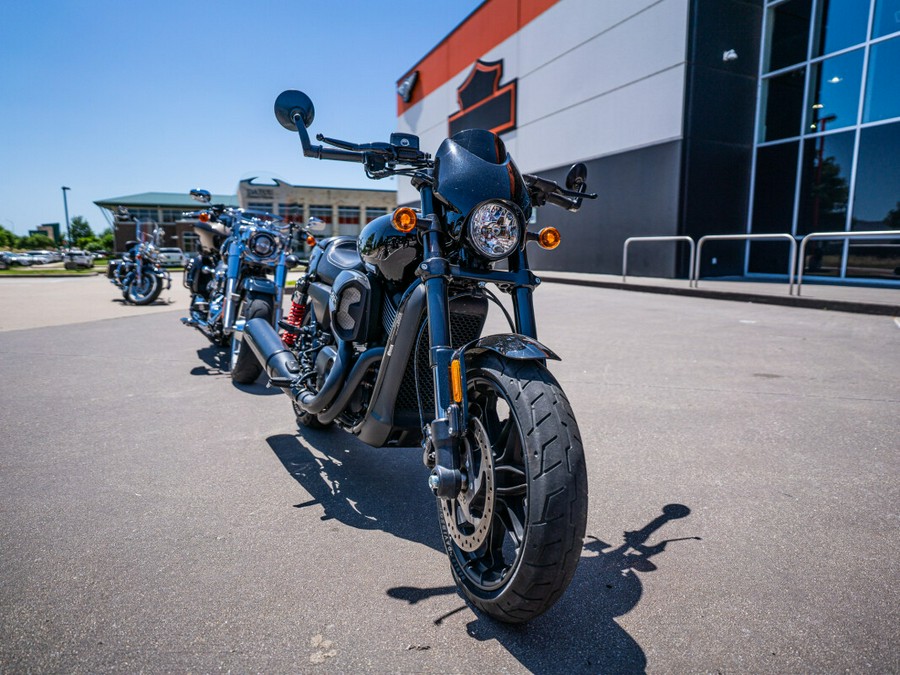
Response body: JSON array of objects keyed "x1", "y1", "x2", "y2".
[
  {"x1": 125, "y1": 274, "x2": 162, "y2": 305},
  {"x1": 437, "y1": 352, "x2": 588, "y2": 623},
  {"x1": 230, "y1": 292, "x2": 274, "y2": 384}
]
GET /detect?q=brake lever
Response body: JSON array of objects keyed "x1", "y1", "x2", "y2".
[
  {"x1": 316, "y1": 133, "x2": 360, "y2": 151},
  {"x1": 560, "y1": 186, "x2": 598, "y2": 200}
]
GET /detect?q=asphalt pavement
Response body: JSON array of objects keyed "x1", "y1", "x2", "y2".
[{"x1": 0, "y1": 277, "x2": 897, "y2": 672}]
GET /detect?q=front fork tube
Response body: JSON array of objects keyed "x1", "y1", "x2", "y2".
[
  {"x1": 509, "y1": 248, "x2": 538, "y2": 339},
  {"x1": 419, "y1": 187, "x2": 464, "y2": 498},
  {"x1": 222, "y1": 241, "x2": 241, "y2": 333},
  {"x1": 273, "y1": 257, "x2": 287, "y2": 328},
  {"x1": 424, "y1": 273, "x2": 463, "y2": 499}
]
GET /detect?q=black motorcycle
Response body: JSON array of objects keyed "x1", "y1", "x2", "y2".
[
  {"x1": 181, "y1": 189, "x2": 299, "y2": 384},
  {"x1": 107, "y1": 208, "x2": 171, "y2": 305},
  {"x1": 245, "y1": 90, "x2": 596, "y2": 623}
]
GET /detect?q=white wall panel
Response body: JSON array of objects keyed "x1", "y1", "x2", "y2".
[{"x1": 396, "y1": 0, "x2": 689, "y2": 205}]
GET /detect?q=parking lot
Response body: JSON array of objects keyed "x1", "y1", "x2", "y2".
[{"x1": 0, "y1": 276, "x2": 897, "y2": 672}]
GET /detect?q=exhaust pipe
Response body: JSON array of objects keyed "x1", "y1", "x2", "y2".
[
  {"x1": 243, "y1": 317, "x2": 350, "y2": 415},
  {"x1": 243, "y1": 317, "x2": 301, "y2": 388},
  {"x1": 316, "y1": 347, "x2": 385, "y2": 425}
]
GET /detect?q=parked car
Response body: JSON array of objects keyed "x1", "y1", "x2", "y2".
[
  {"x1": 158, "y1": 247, "x2": 186, "y2": 267},
  {"x1": 0, "y1": 252, "x2": 13, "y2": 269},
  {"x1": 64, "y1": 250, "x2": 93, "y2": 270},
  {"x1": 24, "y1": 250, "x2": 53, "y2": 265},
  {"x1": 2, "y1": 252, "x2": 34, "y2": 266}
]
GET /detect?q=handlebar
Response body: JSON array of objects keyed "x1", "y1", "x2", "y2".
[{"x1": 523, "y1": 174, "x2": 597, "y2": 213}]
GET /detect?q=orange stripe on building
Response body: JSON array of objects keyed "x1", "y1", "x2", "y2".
[{"x1": 396, "y1": 0, "x2": 560, "y2": 115}]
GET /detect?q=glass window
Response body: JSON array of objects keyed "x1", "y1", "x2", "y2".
[
  {"x1": 760, "y1": 67, "x2": 806, "y2": 141},
  {"x1": 365, "y1": 207, "x2": 388, "y2": 222},
  {"x1": 853, "y1": 121, "x2": 900, "y2": 226},
  {"x1": 873, "y1": 0, "x2": 900, "y2": 38},
  {"x1": 308, "y1": 205, "x2": 333, "y2": 223},
  {"x1": 182, "y1": 232, "x2": 200, "y2": 254},
  {"x1": 309, "y1": 205, "x2": 333, "y2": 235},
  {"x1": 863, "y1": 36, "x2": 900, "y2": 122},
  {"x1": 161, "y1": 209, "x2": 183, "y2": 223},
  {"x1": 750, "y1": 141, "x2": 799, "y2": 273},
  {"x1": 279, "y1": 202, "x2": 304, "y2": 224},
  {"x1": 129, "y1": 208, "x2": 157, "y2": 223},
  {"x1": 805, "y1": 48, "x2": 864, "y2": 133},
  {"x1": 765, "y1": 0, "x2": 812, "y2": 72},
  {"x1": 812, "y1": 0, "x2": 870, "y2": 57},
  {"x1": 338, "y1": 206, "x2": 360, "y2": 224},
  {"x1": 337, "y1": 206, "x2": 361, "y2": 235},
  {"x1": 797, "y1": 130, "x2": 854, "y2": 236},
  {"x1": 848, "y1": 122, "x2": 900, "y2": 279},
  {"x1": 246, "y1": 202, "x2": 273, "y2": 214}
]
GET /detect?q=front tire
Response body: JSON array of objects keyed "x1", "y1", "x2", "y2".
[
  {"x1": 126, "y1": 273, "x2": 162, "y2": 305},
  {"x1": 437, "y1": 353, "x2": 588, "y2": 623},
  {"x1": 230, "y1": 292, "x2": 274, "y2": 384}
]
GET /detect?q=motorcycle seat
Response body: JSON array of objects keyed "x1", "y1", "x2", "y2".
[{"x1": 316, "y1": 237, "x2": 364, "y2": 285}]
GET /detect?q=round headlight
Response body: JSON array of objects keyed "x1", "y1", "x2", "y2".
[
  {"x1": 468, "y1": 201, "x2": 521, "y2": 260},
  {"x1": 249, "y1": 232, "x2": 277, "y2": 257}
]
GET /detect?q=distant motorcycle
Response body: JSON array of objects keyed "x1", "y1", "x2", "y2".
[
  {"x1": 244, "y1": 89, "x2": 597, "y2": 623},
  {"x1": 180, "y1": 189, "x2": 299, "y2": 384},
  {"x1": 107, "y1": 209, "x2": 171, "y2": 305}
]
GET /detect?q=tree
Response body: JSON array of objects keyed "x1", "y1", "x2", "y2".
[
  {"x1": 69, "y1": 216, "x2": 93, "y2": 244},
  {"x1": 0, "y1": 225, "x2": 16, "y2": 249},
  {"x1": 884, "y1": 202, "x2": 900, "y2": 230},
  {"x1": 18, "y1": 233, "x2": 56, "y2": 249},
  {"x1": 99, "y1": 228, "x2": 114, "y2": 251}
]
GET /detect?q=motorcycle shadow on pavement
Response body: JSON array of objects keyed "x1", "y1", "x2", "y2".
[
  {"x1": 266, "y1": 431, "x2": 444, "y2": 551},
  {"x1": 463, "y1": 503, "x2": 700, "y2": 673},
  {"x1": 266, "y1": 433, "x2": 699, "y2": 673},
  {"x1": 190, "y1": 345, "x2": 227, "y2": 377},
  {"x1": 189, "y1": 345, "x2": 280, "y2": 395},
  {"x1": 397, "y1": 503, "x2": 700, "y2": 673}
]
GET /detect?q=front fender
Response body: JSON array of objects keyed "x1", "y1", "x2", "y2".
[
  {"x1": 448, "y1": 333, "x2": 559, "y2": 438},
  {"x1": 455, "y1": 333, "x2": 560, "y2": 363},
  {"x1": 242, "y1": 277, "x2": 277, "y2": 295}
]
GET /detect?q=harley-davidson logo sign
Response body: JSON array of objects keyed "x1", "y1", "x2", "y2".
[{"x1": 448, "y1": 59, "x2": 517, "y2": 137}]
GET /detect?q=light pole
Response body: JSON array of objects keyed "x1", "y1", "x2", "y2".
[{"x1": 61, "y1": 186, "x2": 71, "y2": 248}]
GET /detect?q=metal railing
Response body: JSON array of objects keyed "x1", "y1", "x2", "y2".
[
  {"x1": 693, "y1": 234, "x2": 797, "y2": 294},
  {"x1": 796, "y1": 230, "x2": 900, "y2": 295},
  {"x1": 622, "y1": 236, "x2": 694, "y2": 285},
  {"x1": 623, "y1": 230, "x2": 898, "y2": 295}
]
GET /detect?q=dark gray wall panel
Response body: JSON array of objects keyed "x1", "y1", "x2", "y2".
[{"x1": 526, "y1": 140, "x2": 683, "y2": 277}]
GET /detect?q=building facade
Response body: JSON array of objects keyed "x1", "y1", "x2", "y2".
[
  {"x1": 395, "y1": 0, "x2": 900, "y2": 283},
  {"x1": 95, "y1": 181, "x2": 396, "y2": 254},
  {"x1": 94, "y1": 192, "x2": 240, "y2": 253},
  {"x1": 235, "y1": 179, "x2": 396, "y2": 239}
]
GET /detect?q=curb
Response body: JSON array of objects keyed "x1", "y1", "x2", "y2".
[
  {"x1": 0, "y1": 272, "x2": 101, "y2": 278},
  {"x1": 538, "y1": 275, "x2": 900, "y2": 317}
]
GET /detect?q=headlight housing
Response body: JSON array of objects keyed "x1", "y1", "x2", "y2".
[
  {"x1": 467, "y1": 201, "x2": 521, "y2": 260},
  {"x1": 248, "y1": 231, "x2": 278, "y2": 258}
]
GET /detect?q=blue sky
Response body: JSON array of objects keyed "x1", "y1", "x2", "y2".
[{"x1": 0, "y1": 0, "x2": 482, "y2": 236}]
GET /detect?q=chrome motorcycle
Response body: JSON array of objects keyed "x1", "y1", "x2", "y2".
[
  {"x1": 180, "y1": 189, "x2": 299, "y2": 384},
  {"x1": 107, "y1": 209, "x2": 171, "y2": 305}
]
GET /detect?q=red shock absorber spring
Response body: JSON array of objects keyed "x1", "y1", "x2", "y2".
[{"x1": 281, "y1": 299, "x2": 306, "y2": 347}]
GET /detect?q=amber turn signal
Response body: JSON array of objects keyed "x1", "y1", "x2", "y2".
[
  {"x1": 306, "y1": 234, "x2": 317, "y2": 247},
  {"x1": 538, "y1": 227, "x2": 561, "y2": 250},
  {"x1": 392, "y1": 207, "x2": 417, "y2": 233},
  {"x1": 450, "y1": 359, "x2": 463, "y2": 403},
  {"x1": 198, "y1": 211, "x2": 210, "y2": 223}
]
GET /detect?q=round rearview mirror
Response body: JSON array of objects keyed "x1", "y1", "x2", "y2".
[
  {"x1": 190, "y1": 188, "x2": 211, "y2": 204},
  {"x1": 565, "y1": 163, "x2": 588, "y2": 192},
  {"x1": 274, "y1": 90, "x2": 315, "y2": 131}
]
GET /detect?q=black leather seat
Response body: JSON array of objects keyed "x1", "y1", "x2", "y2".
[{"x1": 315, "y1": 237, "x2": 364, "y2": 285}]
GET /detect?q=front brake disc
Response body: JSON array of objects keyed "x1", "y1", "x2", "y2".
[{"x1": 440, "y1": 417, "x2": 495, "y2": 552}]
